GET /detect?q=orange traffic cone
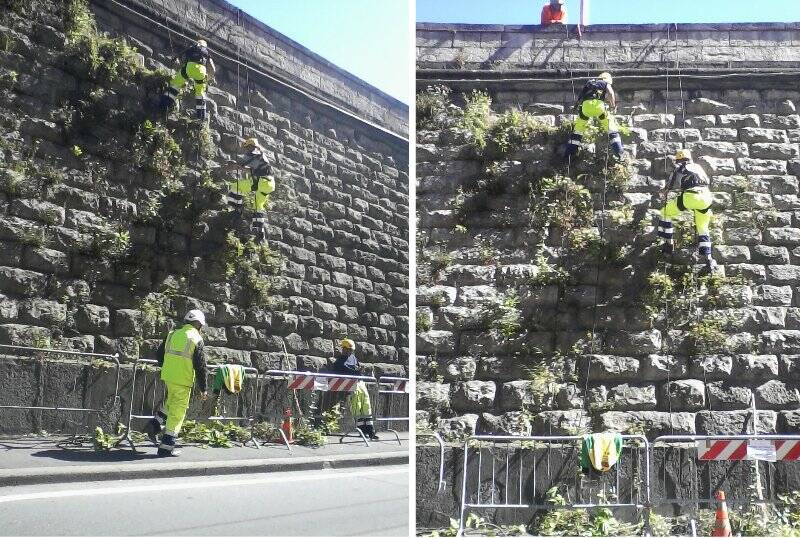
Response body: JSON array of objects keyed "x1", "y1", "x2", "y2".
[
  {"x1": 281, "y1": 408, "x2": 293, "y2": 443},
  {"x1": 712, "y1": 490, "x2": 732, "y2": 537}
]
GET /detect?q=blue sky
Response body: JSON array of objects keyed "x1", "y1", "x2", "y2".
[
  {"x1": 228, "y1": 1, "x2": 410, "y2": 104},
  {"x1": 417, "y1": 0, "x2": 800, "y2": 24}
]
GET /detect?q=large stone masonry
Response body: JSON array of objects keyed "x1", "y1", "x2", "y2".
[
  {"x1": 0, "y1": 0, "x2": 408, "y2": 433},
  {"x1": 417, "y1": 87, "x2": 800, "y2": 440}
]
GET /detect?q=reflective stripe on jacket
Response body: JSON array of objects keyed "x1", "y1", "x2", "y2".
[{"x1": 161, "y1": 324, "x2": 203, "y2": 388}]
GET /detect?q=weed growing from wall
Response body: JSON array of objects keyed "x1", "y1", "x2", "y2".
[
  {"x1": 416, "y1": 85, "x2": 453, "y2": 131},
  {"x1": 131, "y1": 120, "x2": 186, "y2": 185},
  {"x1": 222, "y1": 232, "x2": 282, "y2": 306},
  {"x1": 458, "y1": 90, "x2": 492, "y2": 151}
]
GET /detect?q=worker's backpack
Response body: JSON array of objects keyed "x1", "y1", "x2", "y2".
[
  {"x1": 185, "y1": 44, "x2": 210, "y2": 64},
  {"x1": 578, "y1": 79, "x2": 608, "y2": 103}
]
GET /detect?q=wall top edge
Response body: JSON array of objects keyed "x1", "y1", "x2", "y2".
[
  {"x1": 416, "y1": 21, "x2": 800, "y2": 33},
  {"x1": 204, "y1": 0, "x2": 408, "y2": 114}
]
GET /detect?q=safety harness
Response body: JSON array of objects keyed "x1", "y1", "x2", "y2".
[
  {"x1": 180, "y1": 44, "x2": 209, "y2": 83},
  {"x1": 575, "y1": 79, "x2": 609, "y2": 120},
  {"x1": 671, "y1": 162, "x2": 711, "y2": 213}
]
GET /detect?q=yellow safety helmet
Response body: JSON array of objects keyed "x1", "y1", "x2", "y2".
[
  {"x1": 197, "y1": 39, "x2": 208, "y2": 48},
  {"x1": 598, "y1": 72, "x2": 613, "y2": 85},
  {"x1": 340, "y1": 338, "x2": 355, "y2": 350},
  {"x1": 675, "y1": 149, "x2": 692, "y2": 161},
  {"x1": 242, "y1": 137, "x2": 259, "y2": 149}
]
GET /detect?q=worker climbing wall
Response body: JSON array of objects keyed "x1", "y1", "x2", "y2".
[
  {"x1": 0, "y1": 0, "x2": 409, "y2": 432},
  {"x1": 417, "y1": 23, "x2": 800, "y2": 442}
]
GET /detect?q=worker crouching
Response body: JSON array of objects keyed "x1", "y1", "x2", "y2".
[
  {"x1": 225, "y1": 137, "x2": 276, "y2": 242},
  {"x1": 565, "y1": 72, "x2": 624, "y2": 162},
  {"x1": 160, "y1": 38, "x2": 216, "y2": 121},
  {"x1": 658, "y1": 149, "x2": 718, "y2": 275},
  {"x1": 333, "y1": 338, "x2": 379, "y2": 441},
  {"x1": 143, "y1": 309, "x2": 208, "y2": 457}
]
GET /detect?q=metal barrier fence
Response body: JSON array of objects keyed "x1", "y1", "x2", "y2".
[
  {"x1": 458, "y1": 434, "x2": 651, "y2": 535},
  {"x1": 264, "y1": 369, "x2": 377, "y2": 447},
  {"x1": 374, "y1": 376, "x2": 409, "y2": 446},
  {"x1": 417, "y1": 430, "x2": 446, "y2": 495},
  {"x1": 652, "y1": 434, "x2": 800, "y2": 516},
  {"x1": 0, "y1": 344, "x2": 121, "y2": 444},
  {"x1": 123, "y1": 358, "x2": 264, "y2": 451}
]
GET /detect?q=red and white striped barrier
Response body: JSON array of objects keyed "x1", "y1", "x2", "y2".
[
  {"x1": 697, "y1": 439, "x2": 800, "y2": 461},
  {"x1": 288, "y1": 374, "x2": 316, "y2": 390},
  {"x1": 328, "y1": 377, "x2": 358, "y2": 392},
  {"x1": 697, "y1": 439, "x2": 749, "y2": 461},
  {"x1": 286, "y1": 373, "x2": 360, "y2": 392},
  {"x1": 772, "y1": 439, "x2": 800, "y2": 460}
]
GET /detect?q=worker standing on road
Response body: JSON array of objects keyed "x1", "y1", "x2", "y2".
[
  {"x1": 225, "y1": 137, "x2": 276, "y2": 242},
  {"x1": 333, "y1": 339, "x2": 379, "y2": 441},
  {"x1": 657, "y1": 149, "x2": 718, "y2": 275},
  {"x1": 160, "y1": 38, "x2": 216, "y2": 121},
  {"x1": 144, "y1": 309, "x2": 208, "y2": 457},
  {"x1": 541, "y1": 0, "x2": 567, "y2": 25},
  {"x1": 564, "y1": 72, "x2": 624, "y2": 162}
]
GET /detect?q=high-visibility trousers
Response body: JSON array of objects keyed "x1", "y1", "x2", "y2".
[
  {"x1": 574, "y1": 98, "x2": 619, "y2": 135},
  {"x1": 349, "y1": 381, "x2": 373, "y2": 426},
  {"x1": 163, "y1": 382, "x2": 193, "y2": 437},
  {"x1": 658, "y1": 188, "x2": 714, "y2": 256}
]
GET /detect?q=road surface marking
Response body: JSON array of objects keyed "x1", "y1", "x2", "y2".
[{"x1": 0, "y1": 467, "x2": 406, "y2": 504}]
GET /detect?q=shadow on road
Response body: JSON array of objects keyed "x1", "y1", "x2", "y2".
[{"x1": 29, "y1": 448, "x2": 159, "y2": 462}]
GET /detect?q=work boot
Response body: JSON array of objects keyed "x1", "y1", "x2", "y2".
[
  {"x1": 142, "y1": 418, "x2": 162, "y2": 446},
  {"x1": 661, "y1": 242, "x2": 674, "y2": 255},
  {"x1": 699, "y1": 259, "x2": 718, "y2": 276},
  {"x1": 365, "y1": 425, "x2": 380, "y2": 441}
]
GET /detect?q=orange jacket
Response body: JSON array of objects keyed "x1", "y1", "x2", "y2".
[{"x1": 541, "y1": 4, "x2": 567, "y2": 25}]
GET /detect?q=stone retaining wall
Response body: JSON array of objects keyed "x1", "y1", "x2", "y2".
[{"x1": 0, "y1": 0, "x2": 408, "y2": 428}]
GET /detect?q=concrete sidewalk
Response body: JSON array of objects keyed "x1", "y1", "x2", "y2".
[{"x1": 0, "y1": 434, "x2": 409, "y2": 487}]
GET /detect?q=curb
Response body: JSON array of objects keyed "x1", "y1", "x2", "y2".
[{"x1": 0, "y1": 451, "x2": 409, "y2": 487}]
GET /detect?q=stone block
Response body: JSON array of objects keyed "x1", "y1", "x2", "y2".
[
  {"x1": 755, "y1": 380, "x2": 800, "y2": 409},
  {"x1": 17, "y1": 299, "x2": 65, "y2": 326},
  {"x1": 581, "y1": 355, "x2": 640, "y2": 380},
  {"x1": 437, "y1": 414, "x2": 479, "y2": 439},
  {"x1": 417, "y1": 330, "x2": 455, "y2": 354},
  {"x1": 75, "y1": 304, "x2": 110, "y2": 333},
  {"x1": 740, "y1": 127, "x2": 789, "y2": 143},
  {"x1": 0, "y1": 267, "x2": 46, "y2": 297},
  {"x1": 662, "y1": 379, "x2": 705, "y2": 411},
  {"x1": 706, "y1": 382, "x2": 753, "y2": 410},
  {"x1": 530, "y1": 410, "x2": 588, "y2": 435},
  {"x1": 607, "y1": 383, "x2": 657, "y2": 410},
  {"x1": 452, "y1": 380, "x2": 496, "y2": 412},
  {"x1": 598, "y1": 411, "x2": 695, "y2": 437},
  {"x1": 696, "y1": 410, "x2": 776, "y2": 435}
]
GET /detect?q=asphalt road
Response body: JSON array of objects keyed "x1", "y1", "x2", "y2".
[{"x1": 0, "y1": 465, "x2": 409, "y2": 536}]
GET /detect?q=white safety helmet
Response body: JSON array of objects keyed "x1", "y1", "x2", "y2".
[
  {"x1": 197, "y1": 39, "x2": 208, "y2": 48},
  {"x1": 184, "y1": 309, "x2": 207, "y2": 327}
]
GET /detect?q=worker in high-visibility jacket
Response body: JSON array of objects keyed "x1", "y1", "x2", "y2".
[
  {"x1": 658, "y1": 149, "x2": 718, "y2": 275},
  {"x1": 150, "y1": 309, "x2": 208, "y2": 456},
  {"x1": 564, "y1": 72, "x2": 624, "y2": 162},
  {"x1": 333, "y1": 339, "x2": 379, "y2": 441},
  {"x1": 224, "y1": 137, "x2": 276, "y2": 241},
  {"x1": 540, "y1": 0, "x2": 567, "y2": 25},
  {"x1": 160, "y1": 38, "x2": 216, "y2": 121}
]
